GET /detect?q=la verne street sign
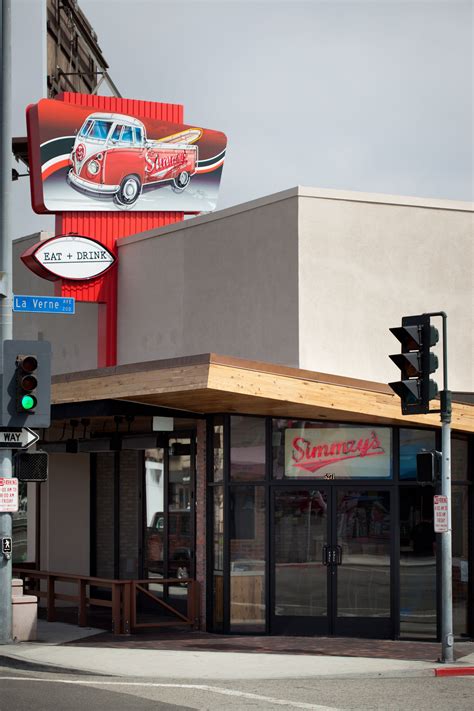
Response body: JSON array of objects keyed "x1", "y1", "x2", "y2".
[
  {"x1": 13, "y1": 294, "x2": 75, "y2": 314},
  {"x1": 0, "y1": 428, "x2": 39, "y2": 449}
]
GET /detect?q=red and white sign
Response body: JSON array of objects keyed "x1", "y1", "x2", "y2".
[
  {"x1": 434, "y1": 495, "x2": 449, "y2": 533},
  {"x1": 26, "y1": 99, "x2": 227, "y2": 213},
  {"x1": 0, "y1": 477, "x2": 19, "y2": 512},
  {"x1": 284, "y1": 427, "x2": 392, "y2": 479},
  {"x1": 21, "y1": 234, "x2": 116, "y2": 282}
]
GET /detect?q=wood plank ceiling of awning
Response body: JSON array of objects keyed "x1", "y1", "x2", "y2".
[{"x1": 51, "y1": 353, "x2": 474, "y2": 433}]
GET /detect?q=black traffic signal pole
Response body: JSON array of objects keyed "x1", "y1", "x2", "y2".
[
  {"x1": 425, "y1": 311, "x2": 453, "y2": 664},
  {"x1": 389, "y1": 311, "x2": 453, "y2": 662}
]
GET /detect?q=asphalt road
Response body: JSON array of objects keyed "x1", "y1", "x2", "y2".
[{"x1": 1, "y1": 664, "x2": 474, "y2": 711}]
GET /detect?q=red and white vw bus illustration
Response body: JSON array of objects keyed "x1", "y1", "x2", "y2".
[{"x1": 68, "y1": 112, "x2": 201, "y2": 207}]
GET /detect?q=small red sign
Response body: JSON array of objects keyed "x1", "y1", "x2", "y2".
[
  {"x1": 434, "y1": 494, "x2": 449, "y2": 533},
  {"x1": 0, "y1": 477, "x2": 19, "y2": 513}
]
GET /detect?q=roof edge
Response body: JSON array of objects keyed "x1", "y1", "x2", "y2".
[{"x1": 52, "y1": 351, "x2": 394, "y2": 396}]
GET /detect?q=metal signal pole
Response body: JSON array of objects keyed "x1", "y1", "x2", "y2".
[
  {"x1": 425, "y1": 312, "x2": 453, "y2": 663},
  {"x1": 0, "y1": 0, "x2": 13, "y2": 644},
  {"x1": 437, "y1": 313, "x2": 453, "y2": 663}
]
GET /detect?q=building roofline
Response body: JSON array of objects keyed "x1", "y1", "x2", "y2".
[{"x1": 117, "y1": 186, "x2": 474, "y2": 247}]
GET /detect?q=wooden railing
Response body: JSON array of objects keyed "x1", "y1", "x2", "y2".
[
  {"x1": 13, "y1": 568, "x2": 200, "y2": 636},
  {"x1": 131, "y1": 579, "x2": 200, "y2": 631}
]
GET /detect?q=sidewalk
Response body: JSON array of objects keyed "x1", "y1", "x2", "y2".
[{"x1": 1, "y1": 620, "x2": 474, "y2": 681}]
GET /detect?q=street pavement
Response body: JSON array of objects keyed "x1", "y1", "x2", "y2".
[{"x1": 0, "y1": 621, "x2": 474, "y2": 710}]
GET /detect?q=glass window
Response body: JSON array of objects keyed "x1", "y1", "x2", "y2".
[
  {"x1": 399, "y1": 487, "x2": 436, "y2": 638},
  {"x1": 230, "y1": 416, "x2": 265, "y2": 481},
  {"x1": 399, "y1": 429, "x2": 436, "y2": 480},
  {"x1": 120, "y1": 126, "x2": 134, "y2": 143},
  {"x1": 337, "y1": 490, "x2": 391, "y2": 620},
  {"x1": 89, "y1": 120, "x2": 112, "y2": 140},
  {"x1": 111, "y1": 124, "x2": 123, "y2": 141},
  {"x1": 273, "y1": 419, "x2": 392, "y2": 480},
  {"x1": 274, "y1": 488, "x2": 328, "y2": 618},
  {"x1": 230, "y1": 486, "x2": 265, "y2": 631},
  {"x1": 452, "y1": 437, "x2": 469, "y2": 482},
  {"x1": 168, "y1": 439, "x2": 192, "y2": 582},
  {"x1": 212, "y1": 419, "x2": 224, "y2": 482},
  {"x1": 452, "y1": 485, "x2": 469, "y2": 636},
  {"x1": 79, "y1": 119, "x2": 93, "y2": 137},
  {"x1": 213, "y1": 486, "x2": 224, "y2": 631},
  {"x1": 135, "y1": 127, "x2": 143, "y2": 144},
  {"x1": 144, "y1": 448, "x2": 165, "y2": 578}
]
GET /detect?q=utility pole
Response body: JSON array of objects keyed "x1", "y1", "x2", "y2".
[{"x1": 0, "y1": 0, "x2": 13, "y2": 645}]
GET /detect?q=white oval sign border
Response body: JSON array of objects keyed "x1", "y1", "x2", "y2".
[{"x1": 33, "y1": 235, "x2": 116, "y2": 281}]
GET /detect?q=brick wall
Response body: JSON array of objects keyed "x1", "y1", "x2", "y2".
[
  {"x1": 95, "y1": 452, "x2": 115, "y2": 579},
  {"x1": 94, "y1": 450, "x2": 141, "y2": 579},
  {"x1": 119, "y1": 450, "x2": 141, "y2": 579}
]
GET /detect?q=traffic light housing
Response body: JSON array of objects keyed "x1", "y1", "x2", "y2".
[
  {"x1": 16, "y1": 354, "x2": 38, "y2": 413},
  {"x1": 416, "y1": 451, "x2": 439, "y2": 484},
  {"x1": 389, "y1": 314, "x2": 439, "y2": 415},
  {"x1": 1, "y1": 340, "x2": 51, "y2": 427},
  {"x1": 14, "y1": 451, "x2": 49, "y2": 482}
]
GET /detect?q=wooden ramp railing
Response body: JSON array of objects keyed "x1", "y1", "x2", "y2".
[
  {"x1": 131, "y1": 579, "x2": 200, "y2": 631},
  {"x1": 13, "y1": 568, "x2": 200, "y2": 636}
]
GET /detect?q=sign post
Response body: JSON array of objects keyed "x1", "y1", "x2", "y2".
[
  {"x1": 0, "y1": 0, "x2": 13, "y2": 644},
  {"x1": 440, "y1": 385, "x2": 453, "y2": 663}
]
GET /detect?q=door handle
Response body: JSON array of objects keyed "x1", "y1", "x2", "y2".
[
  {"x1": 322, "y1": 544, "x2": 329, "y2": 566},
  {"x1": 336, "y1": 545, "x2": 343, "y2": 565}
]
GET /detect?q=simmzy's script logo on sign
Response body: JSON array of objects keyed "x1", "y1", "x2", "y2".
[
  {"x1": 290, "y1": 431, "x2": 385, "y2": 473},
  {"x1": 144, "y1": 150, "x2": 187, "y2": 176}
]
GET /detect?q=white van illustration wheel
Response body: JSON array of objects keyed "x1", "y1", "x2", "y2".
[
  {"x1": 172, "y1": 171, "x2": 190, "y2": 192},
  {"x1": 114, "y1": 174, "x2": 142, "y2": 206}
]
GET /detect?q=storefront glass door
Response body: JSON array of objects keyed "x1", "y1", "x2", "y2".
[
  {"x1": 273, "y1": 488, "x2": 330, "y2": 634},
  {"x1": 271, "y1": 487, "x2": 392, "y2": 637}
]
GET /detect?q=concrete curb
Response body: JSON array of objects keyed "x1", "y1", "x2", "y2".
[
  {"x1": 434, "y1": 666, "x2": 474, "y2": 677},
  {"x1": 0, "y1": 653, "x2": 111, "y2": 677},
  {"x1": 0, "y1": 647, "x2": 443, "y2": 681}
]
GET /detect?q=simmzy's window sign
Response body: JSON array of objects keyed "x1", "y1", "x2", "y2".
[
  {"x1": 26, "y1": 98, "x2": 227, "y2": 213},
  {"x1": 20, "y1": 234, "x2": 116, "y2": 281},
  {"x1": 284, "y1": 427, "x2": 392, "y2": 479}
]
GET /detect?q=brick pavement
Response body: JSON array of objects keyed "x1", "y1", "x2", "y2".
[{"x1": 64, "y1": 626, "x2": 474, "y2": 663}]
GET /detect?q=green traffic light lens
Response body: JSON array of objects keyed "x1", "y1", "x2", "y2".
[{"x1": 21, "y1": 394, "x2": 36, "y2": 411}]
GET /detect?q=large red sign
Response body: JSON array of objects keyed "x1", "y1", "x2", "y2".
[
  {"x1": 284, "y1": 427, "x2": 392, "y2": 478},
  {"x1": 27, "y1": 98, "x2": 227, "y2": 214}
]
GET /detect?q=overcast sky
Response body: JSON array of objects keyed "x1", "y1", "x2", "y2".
[{"x1": 11, "y1": 0, "x2": 473, "y2": 237}]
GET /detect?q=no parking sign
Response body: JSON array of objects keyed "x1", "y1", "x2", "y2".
[{"x1": 0, "y1": 477, "x2": 18, "y2": 512}]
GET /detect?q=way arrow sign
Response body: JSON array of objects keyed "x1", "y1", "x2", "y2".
[{"x1": 0, "y1": 428, "x2": 39, "y2": 449}]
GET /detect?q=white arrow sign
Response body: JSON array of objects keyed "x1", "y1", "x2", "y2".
[{"x1": 0, "y1": 428, "x2": 39, "y2": 449}]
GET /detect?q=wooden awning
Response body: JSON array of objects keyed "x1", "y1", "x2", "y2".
[{"x1": 51, "y1": 353, "x2": 474, "y2": 433}]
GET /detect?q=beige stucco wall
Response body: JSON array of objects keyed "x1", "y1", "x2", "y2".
[
  {"x1": 12, "y1": 189, "x2": 473, "y2": 393},
  {"x1": 40, "y1": 453, "x2": 90, "y2": 576},
  {"x1": 117, "y1": 193, "x2": 300, "y2": 366},
  {"x1": 13, "y1": 233, "x2": 99, "y2": 375},
  {"x1": 298, "y1": 189, "x2": 473, "y2": 391}
]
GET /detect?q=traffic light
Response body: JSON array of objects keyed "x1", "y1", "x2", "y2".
[
  {"x1": 14, "y1": 451, "x2": 49, "y2": 482},
  {"x1": 1, "y1": 340, "x2": 51, "y2": 427},
  {"x1": 389, "y1": 314, "x2": 439, "y2": 415},
  {"x1": 16, "y1": 354, "x2": 38, "y2": 413},
  {"x1": 416, "y1": 451, "x2": 437, "y2": 484}
]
